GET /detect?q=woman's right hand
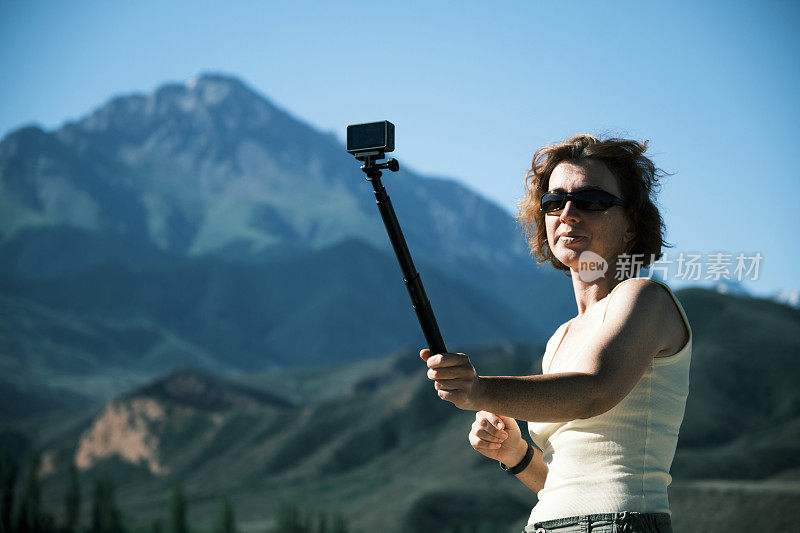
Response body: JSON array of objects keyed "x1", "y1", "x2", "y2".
[{"x1": 469, "y1": 411, "x2": 527, "y2": 466}]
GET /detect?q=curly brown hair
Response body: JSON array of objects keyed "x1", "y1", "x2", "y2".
[{"x1": 516, "y1": 134, "x2": 671, "y2": 274}]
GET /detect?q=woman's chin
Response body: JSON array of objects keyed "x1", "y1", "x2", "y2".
[
  {"x1": 556, "y1": 256, "x2": 581, "y2": 271},
  {"x1": 555, "y1": 245, "x2": 586, "y2": 260}
]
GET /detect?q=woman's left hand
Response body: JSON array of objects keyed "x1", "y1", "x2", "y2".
[{"x1": 420, "y1": 349, "x2": 483, "y2": 411}]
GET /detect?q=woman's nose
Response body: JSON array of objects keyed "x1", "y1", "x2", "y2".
[{"x1": 559, "y1": 200, "x2": 580, "y2": 222}]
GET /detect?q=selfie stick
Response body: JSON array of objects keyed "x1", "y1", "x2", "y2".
[{"x1": 354, "y1": 151, "x2": 448, "y2": 356}]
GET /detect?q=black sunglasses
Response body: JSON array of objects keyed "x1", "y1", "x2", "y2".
[{"x1": 540, "y1": 189, "x2": 627, "y2": 213}]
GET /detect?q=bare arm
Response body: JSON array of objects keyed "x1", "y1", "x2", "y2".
[
  {"x1": 507, "y1": 439, "x2": 548, "y2": 493},
  {"x1": 422, "y1": 278, "x2": 676, "y2": 421},
  {"x1": 503, "y1": 434, "x2": 547, "y2": 493},
  {"x1": 478, "y1": 372, "x2": 613, "y2": 422}
]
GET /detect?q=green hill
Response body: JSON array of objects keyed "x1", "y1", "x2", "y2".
[{"x1": 670, "y1": 288, "x2": 800, "y2": 480}]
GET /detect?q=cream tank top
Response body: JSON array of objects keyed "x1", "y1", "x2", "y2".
[{"x1": 527, "y1": 278, "x2": 692, "y2": 524}]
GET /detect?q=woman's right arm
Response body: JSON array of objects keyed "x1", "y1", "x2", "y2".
[{"x1": 469, "y1": 411, "x2": 547, "y2": 493}]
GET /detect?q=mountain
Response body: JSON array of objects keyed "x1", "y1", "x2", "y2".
[
  {"x1": 0, "y1": 291, "x2": 226, "y2": 422},
  {"x1": 0, "y1": 72, "x2": 574, "y2": 403},
  {"x1": 1, "y1": 239, "x2": 546, "y2": 387},
  {"x1": 24, "y1": 345, "x2": 544, "y2": 533},
  {"x1": 0, "y1": 73, "x2": 535, "y2": 276},
  {"x1": 74, "y1": 368, "x2": 292, "y2": 477},
  {"x1": 9, "y1": 287, "x2": 800, "y2": 532}
]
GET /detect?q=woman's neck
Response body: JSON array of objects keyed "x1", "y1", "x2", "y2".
[{"x1": 569, "y1": 274, "x2": 632, "y2": 316}]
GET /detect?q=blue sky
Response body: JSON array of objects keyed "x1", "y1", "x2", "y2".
[{"x1": 1, "y1": 1, "x2": 798, "y2": 297}]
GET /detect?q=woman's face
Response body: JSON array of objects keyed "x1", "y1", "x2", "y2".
[{"x1": 545, "y1": 159, "x2": 635, "y2": 275}]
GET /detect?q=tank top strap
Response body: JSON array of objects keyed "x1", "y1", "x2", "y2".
[{"x1": 600, "y1": 277, "x2": 636, "y2": 321}]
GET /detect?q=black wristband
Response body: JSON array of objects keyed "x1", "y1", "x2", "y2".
[{"x1": 499, "y1": 441, "x2": 534, "y2": 475}]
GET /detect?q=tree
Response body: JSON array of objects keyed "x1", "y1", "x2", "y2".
[
  {"x1": 0, "y1": 452, "x2": 17, "y2": 533},
  {"x1": 270, "y1": 504, "x2": 347, "y2": 533},
  {"x1": 167, "y1": 485, "x2": 187, "y2": 533},
  {"x1": 314, "y1": 511, "x2": 326, "y2": 533},
  {"x1": 298, "y1": 510, "x2": 312, "y2": 533},
  {"x1": 149, "y1": 517, "x2": 163, "y2": 533},
  {"x1": 14, "y1": 450, "x2": 42, "y2": 533},
  {"x1": 272, "y1": 503, "x2": 300, "y2": 533},
  {"x1": 63, "y1": 462, "x2": 80, "y2": 533},
  {"x1": 329, "y1": 512, "x2": 347, "y2": 533},
  {"x1": 90, "y1": 475, "x2": 123, "y2": 533},
  {"x1": 212, "y1": 498, "x2": 235, "y2": 533}
]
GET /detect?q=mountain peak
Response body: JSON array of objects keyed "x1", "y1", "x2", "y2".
[
  {"x1": 191, "y1": 72, "x2": 249, "y2": 88},
  {"x1": 157, "y1": 72, "x2": 262, "y2": 109},
  {"x1": 68, "y1": 72, "x2": 285, "y2": 141}
]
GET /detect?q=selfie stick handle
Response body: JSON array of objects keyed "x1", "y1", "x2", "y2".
[{"x1": 364, "y1": 162, "x2": 448, "y2": 356}]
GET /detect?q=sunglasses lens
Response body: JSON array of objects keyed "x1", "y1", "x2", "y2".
[
  {"x1": 572, "y1": 190, "x2": 618, "y2": 211},
  {"x1": 540, "y1": 192, "x2": 565, "y2": 213},
  {"x1": 541, "y1": 190, "x2": 624, "y2": 213}
]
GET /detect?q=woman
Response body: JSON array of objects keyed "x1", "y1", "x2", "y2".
[{"x1": 420, "y1": 134, "x2": 690, "y2": 533}]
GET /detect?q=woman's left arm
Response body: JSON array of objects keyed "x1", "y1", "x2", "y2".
[{"x1": 422, "y1": 279, "x2": 676, "y2": 422}]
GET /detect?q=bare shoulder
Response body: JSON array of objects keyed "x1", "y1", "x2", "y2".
[
  {"x1": 607, "y1": 277, "x2": 673, "y2": 316},
  {"x1": 610, "y1": 278, "x2": 688, "y2": 357}
]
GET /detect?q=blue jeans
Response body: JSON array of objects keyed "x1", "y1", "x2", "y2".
[{"x1": 523, "y1": 512, "x2": 672, "y2": 532}]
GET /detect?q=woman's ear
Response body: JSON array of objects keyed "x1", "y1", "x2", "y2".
[
  {"x1": 624, "y1": 229, "x2": 635, "y2": 246},
  {"x1": 622, "y1": 216, "x2": 636, "y2": 249}
]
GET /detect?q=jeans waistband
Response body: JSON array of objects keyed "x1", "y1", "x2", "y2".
[{"x1": 527, "y1": 511, "x2": 671, "y2": 531}]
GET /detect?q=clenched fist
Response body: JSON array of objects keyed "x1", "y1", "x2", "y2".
[
  {"x1": 420, "y1": 348, "x2": 482, "y2": 410},
  {"x1": 469, "y1": 411, "x2": 528, "y2": 467}
]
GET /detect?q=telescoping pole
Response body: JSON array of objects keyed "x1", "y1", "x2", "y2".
[{"x1": 367, "y1": 173, "x2": 447, "y2": 356}]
